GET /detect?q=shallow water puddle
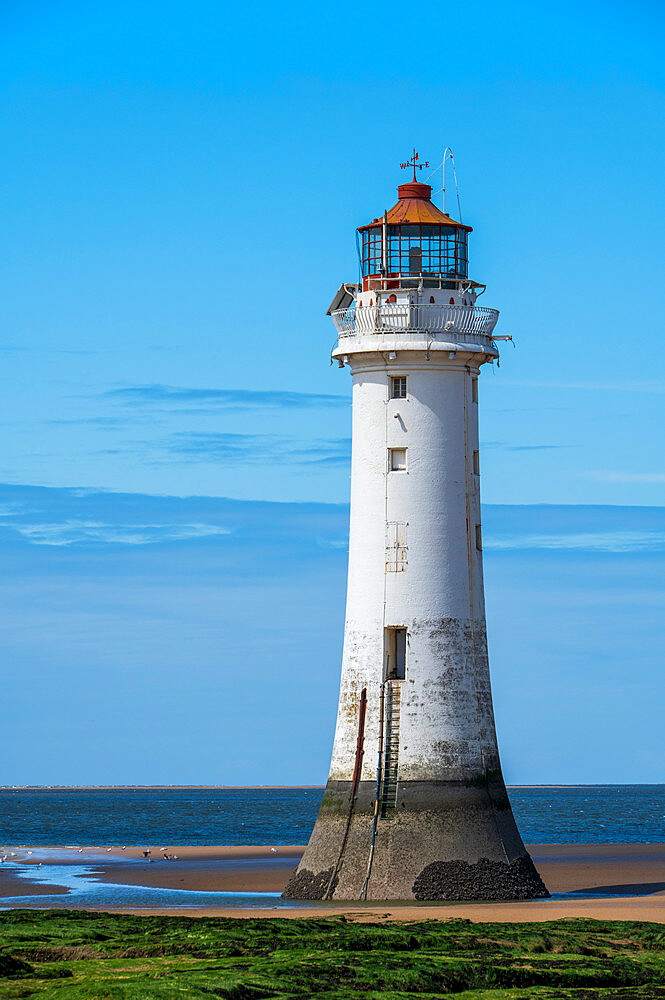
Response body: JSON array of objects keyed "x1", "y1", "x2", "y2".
[{"x1": 0, "y1": 857, "x2": 305, "y2": 910}]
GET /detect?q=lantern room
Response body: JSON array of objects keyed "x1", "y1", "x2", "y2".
[{"x1": 358, "y1": 181, "x2": 472, "y2": 292}]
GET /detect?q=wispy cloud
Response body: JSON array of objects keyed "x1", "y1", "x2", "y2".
[
  {"x1": 104, "y1": 384, "x2": 348, "y2": 411},
  {"x1": 163, "y1": 432, "x2": 351, "y2": 466},
  {"x1": 486, "y1": 530, "x2": 665, "y2": 553},
  {"x1": 0, "y1": 520, "x2": 231, "y2": 547},
  {"x1": 48, "y1": 416, "x2": 131, "y2": 428},
  {"x1": 507, "y1": 444, "x2": 570, "y2": 452},
  {"x1": 583, "y1": 471, "x2": 665, "y2": 484},
  {"x1": 481, "y1": 441, "x2": 571, "y2": 452}
]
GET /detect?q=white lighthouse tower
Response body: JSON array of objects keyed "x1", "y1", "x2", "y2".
[{"x1": 285, "y1": 154, "x2": 547, "y2": 902}]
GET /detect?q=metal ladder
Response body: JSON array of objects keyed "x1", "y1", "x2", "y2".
[{"x1": 380, "y1": 681, "x2": 401, "y2": 817}]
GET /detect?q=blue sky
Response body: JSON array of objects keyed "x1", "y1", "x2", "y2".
[{"x1": 1, "y1": 0, "x2": 664, "y2": 783}]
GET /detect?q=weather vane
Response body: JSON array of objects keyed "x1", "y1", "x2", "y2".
[{"x1": 400, "y1": 148, "x2": 429, "y2": 182}]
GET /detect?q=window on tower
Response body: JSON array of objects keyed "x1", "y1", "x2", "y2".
[
  {"x1": 385, "y1": 627, "x2": 407, "y2": 680},
  {"x1": 475, "y1": 524, "x2": 483, "y2": 551},
  {"x1": 389, "y1": 448, "x2": 407, "y2": 472},
  {"x1": 385, "y1": 521, "x2": 408, "y2": 572},
  {"x1": 472, "y1": 378, "x2": 478, "y2": 404},
  {"x1": 473, "y1": 450, "x2": 480, "y2": 475},
  {"x1": 391, "y1": 376, "x2": 407, "y2": 399}
]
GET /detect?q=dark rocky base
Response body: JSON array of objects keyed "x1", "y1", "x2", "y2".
[
  {"x1": 282, "y1": 866, "x2": 338, "y2": 900},
  {"x1": 412, "y1": 855, "x2": 549, "y2": 901}
]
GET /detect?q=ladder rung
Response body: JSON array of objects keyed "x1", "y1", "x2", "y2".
[{"x1": 380, "y1": 690, "x2": 400, "y2": 815}]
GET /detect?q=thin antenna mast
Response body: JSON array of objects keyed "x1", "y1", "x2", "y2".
[
  {"x1": 441, "y1": 146, "x2": 452, "y2": 214},
  {"x1": 428, "y1": 147, "x2": 463, "y2": 221},
  {"x1": 443, "y1": 148, "x2": 462, "y2": 221}
]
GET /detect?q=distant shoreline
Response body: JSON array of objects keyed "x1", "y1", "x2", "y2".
[
  {"x1": 0, "y1": 785, "x2": 327, "y2": 791},
  {"x1": 1, "y1": 784, "x2": 663, "y2": 790}
]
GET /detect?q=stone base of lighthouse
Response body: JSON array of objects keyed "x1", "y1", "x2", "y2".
[{"x1": 283, "y1": 775, "x2": 547, "y2": 901}]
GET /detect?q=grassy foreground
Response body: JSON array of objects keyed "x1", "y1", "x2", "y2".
[{"x1": 1, "y1": 910, "x2": 665, "y2": 999}]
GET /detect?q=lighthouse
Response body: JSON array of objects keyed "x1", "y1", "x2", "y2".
[{"x1": 285, "y1": 154, "x2": 547, "y2": 902}]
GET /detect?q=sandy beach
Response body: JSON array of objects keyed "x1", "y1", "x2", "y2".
[{"x1": 2, "y1": 842, "x2": 665, "y2": 922}]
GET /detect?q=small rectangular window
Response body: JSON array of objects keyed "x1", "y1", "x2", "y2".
[
  {"x1": 385, "y1": 627, "x2": 407, "y2": 680},
  {"x1": 475, "y1": 523, "x2": 482, "y2": 551},
  {"x1": 391, "y1": 376, "x2": 407, "y2": 399},
  {"x1": 471, "y1": 378, "x2": 478, "y2": 404},
  {"x1": 389, "y1": 447, "x2": 407, "y2": 471},
  {"x1": 473, "y1": 450, "x2": 480, "y2": 475},
  {"x1": 385, "y1": 521, "x2": 408, "y2": 572}
]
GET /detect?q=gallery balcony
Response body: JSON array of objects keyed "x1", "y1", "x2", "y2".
[{"x1": 330, "y1": 302, "x2": 500, "y2": 345}]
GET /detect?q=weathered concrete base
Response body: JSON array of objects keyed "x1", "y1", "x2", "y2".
[
  {"x1": 282, "y1": 866, "x2": 338, "y2": 901},
  {"x1": 283, "y1": 776, "x2": 548, "y2": 901}
]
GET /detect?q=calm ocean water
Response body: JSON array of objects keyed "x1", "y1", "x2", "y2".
[{"x1": 0, "y1": 786, "x2": 663, "y2": 846}]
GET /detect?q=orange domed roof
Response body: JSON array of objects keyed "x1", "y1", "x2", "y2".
[{"x1": 358, "y1": 181, "x2": 472, "y2": 232}]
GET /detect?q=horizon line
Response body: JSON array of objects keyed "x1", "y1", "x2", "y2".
[{"x1": 2, "y1": 783, "x2": 664, "y2": 791}]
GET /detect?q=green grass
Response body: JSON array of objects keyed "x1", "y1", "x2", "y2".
[{"x1": 1, "y1": 910, "x2": 665, "y2": 999}]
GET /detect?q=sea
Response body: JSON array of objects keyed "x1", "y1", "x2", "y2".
[{"x1": 1, "y1": 785, "x2": 664, "y2": 846}]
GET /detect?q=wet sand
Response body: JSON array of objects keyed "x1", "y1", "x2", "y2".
[
  {"x1": 0, "y1": 876, "x2": 68, "y2": 898},
  {"x1": 2, "y1": 843, "x2": 665, "y2": 922},
  {"x1": 180, "y1": 896, "x2": 665, "y2": 923}
]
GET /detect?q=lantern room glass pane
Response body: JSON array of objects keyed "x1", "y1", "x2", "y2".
[{"x1": 361, "y1": 224, "x2": 468, "y2": 278}]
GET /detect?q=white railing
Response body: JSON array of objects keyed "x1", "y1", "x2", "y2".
[{"x1": 331, "y1": 302, "x2": 499, "y2": 340}]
